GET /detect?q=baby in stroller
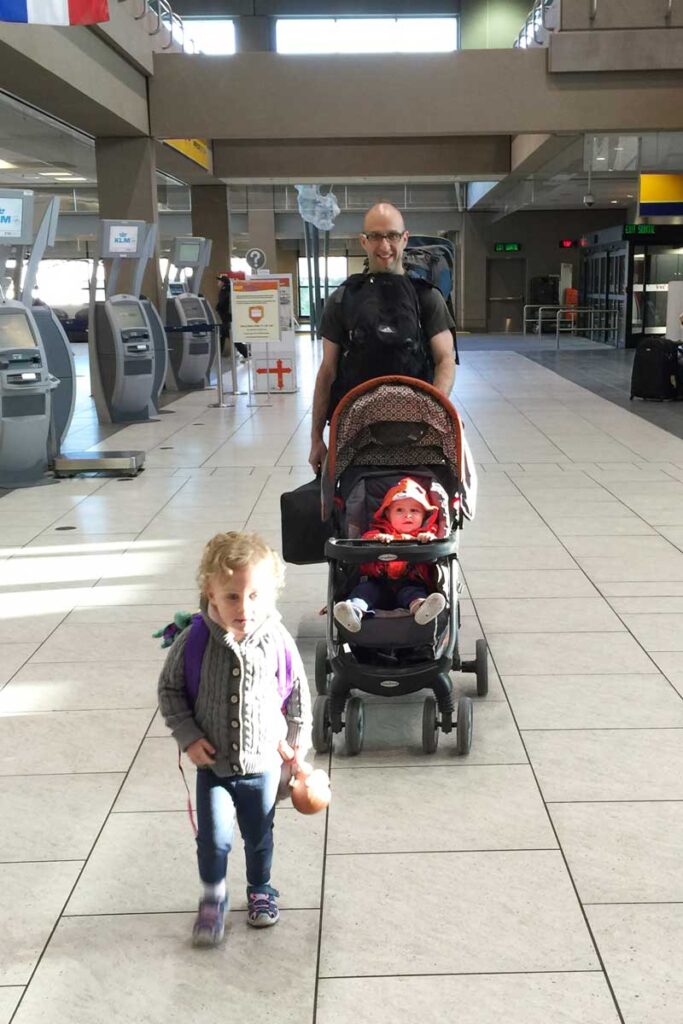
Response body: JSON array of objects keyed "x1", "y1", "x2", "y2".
[{"x1": 333, "y1": 475, "x2": 446, "y2": 633}]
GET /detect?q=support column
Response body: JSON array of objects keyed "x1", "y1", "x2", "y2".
[
  {"x1": 95, "y1": 137, "x2": 162, "y2": 309},
  {"x1": 247, "y1": 207, "x2": 277, "y2": 273},
  {"x1": 191, "y1": 184, "x2": 231, "y2": 309},
  {"x1": 459, "y1": 212, "x2": 488, "y2": 333},
  {"x1": 235, "y1": 16, "x2": 274, "y2": 52}
]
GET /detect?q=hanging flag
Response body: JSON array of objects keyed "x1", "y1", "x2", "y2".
[{"x1": 0, "y1": 0, "x2": 110, "y2": 25}]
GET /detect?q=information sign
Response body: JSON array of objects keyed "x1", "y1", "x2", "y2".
[
  {"x1": 246, "y1": 247, "x2": 267, "y2": 271},
  {"x1": 232, "y1": 279, "x2": 280, "y2": 344}
]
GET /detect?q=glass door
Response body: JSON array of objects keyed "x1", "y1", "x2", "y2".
[
  {"x1": 642, "y1": 247, "x2": 683, "y2": 335},
  {"x1": 607, "y1": 248, "x2": 627, "y2": 345}
]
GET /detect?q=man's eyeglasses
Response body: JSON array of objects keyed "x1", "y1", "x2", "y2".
[{"x1": 361, "y1": 231, "x2": 405, "y2": 244}]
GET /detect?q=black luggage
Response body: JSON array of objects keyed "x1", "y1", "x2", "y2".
[
  {"x1": 280, "y1": 476, "x2": 331, "y2": 565},
  {"x1": 630, "y1": 338, "x2": 683, "y2": 401}
]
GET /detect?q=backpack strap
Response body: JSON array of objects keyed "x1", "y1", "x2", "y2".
[
  {"x1": 275, "y1": 628, "x2": 295, "y2": 707},
  {"x1": 183, "y1": 613, "x2": 209, "y2": 707}
]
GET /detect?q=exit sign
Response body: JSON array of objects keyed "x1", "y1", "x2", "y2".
[
  {"x1": 559, "y1": 239, "x2": 577, "y2": 249},
  {"x1": 622, "y1": 223, "x2": 683, "y2": 243},
  {"x1": 494, "y1": 242, "x2": 522, "y2": 253},
  {"x1": 624, "y1": 223, "x2": 655, "y2": 236}
]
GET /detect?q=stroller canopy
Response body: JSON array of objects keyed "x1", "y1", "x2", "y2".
[{"x1": 324, "y1": 376, "x2": 477, "y2": 522}]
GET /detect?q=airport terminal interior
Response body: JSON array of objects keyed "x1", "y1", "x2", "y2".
[{"x1": 0, "y1": 1, "x2": 683, "y2": 1022}]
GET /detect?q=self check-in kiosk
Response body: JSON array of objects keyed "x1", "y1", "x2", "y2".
[
  {"x1": 132, "y1": 221, "x2": 167, "y2": 414},
  {"x1": 164, "y1": 236, "x2": 217, "y2": 390},
  {"x1": 20, "y1": 196, "x2": 76, "y2": 453},
  {"x1": 89, "y1": 220, "x2": 156, "y2": 423},
  {"x1": 0, "y1": 189, "x2": 59, "y2": 485}
]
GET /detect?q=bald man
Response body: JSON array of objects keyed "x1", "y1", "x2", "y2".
[{"x1": 308, "y1": 203, "x2": 456, "y2": 472}]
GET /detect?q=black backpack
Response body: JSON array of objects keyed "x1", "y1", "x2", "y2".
[{"x1": 328, "y1": 272, "x2": 434, "y2": 417}]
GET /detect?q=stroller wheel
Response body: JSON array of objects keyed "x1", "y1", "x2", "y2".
[
  {"x1": 456, "y1": 696, "x2": 473, "y2": 756},
  {"x1": 312, "y1": 695, "x2": 333, "y2": 754},
  {"x1": 422, "y1": 697, "x2": 439, "y2": 754},
  {"x1": 315, "y1": 640, "x2": 330, "y2": 696},
  {"x1": 475, "y1": 639, "x2": 489, "y2": 697},
  {"x1": 345, "y1": 697, "x2": 364, "y2": 756}
]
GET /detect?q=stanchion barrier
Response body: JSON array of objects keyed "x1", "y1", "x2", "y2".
[{"x1": 164, "y1": 322, "x2": 234, "y2": 407}]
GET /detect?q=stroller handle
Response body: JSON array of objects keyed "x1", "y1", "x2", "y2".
[{"x1": 324, "y1": 536, "x2": 458, "y2": 564}]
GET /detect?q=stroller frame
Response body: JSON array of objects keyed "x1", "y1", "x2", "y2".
[{"x1": 311, "y1": 376, "x2": 487, "y2": 757}]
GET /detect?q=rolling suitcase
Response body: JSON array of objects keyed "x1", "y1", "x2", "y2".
[{"x1": 630, "y1": 338, "x2": 682, "y2": 401}]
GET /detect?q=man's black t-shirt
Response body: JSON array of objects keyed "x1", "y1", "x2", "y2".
[{"x1": 319, "y1": 277, "x2": 455, "y2": 347}]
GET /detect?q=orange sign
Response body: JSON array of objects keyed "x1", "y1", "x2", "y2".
[{"x1": 232, "y1": 279, "x2": 280, "y2": 343}]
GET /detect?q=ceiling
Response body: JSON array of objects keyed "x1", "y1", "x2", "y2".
[
  {"x1": 0, "y1": 91, "x2": 96, "y2": 187},
  {"x1": 1, "y1": 88, "x2": 682, "y2": 225}
]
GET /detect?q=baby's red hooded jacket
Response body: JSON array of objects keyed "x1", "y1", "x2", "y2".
[{"x1": 360, "y1": 477, "x2": 439, "y2": 583}]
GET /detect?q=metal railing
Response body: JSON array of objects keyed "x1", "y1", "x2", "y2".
[
  {"x1": 514, "y1": 0, "x2": 558, "y2": 47},
  {"x1": 523, "y1": 303, "x2": 620, "y2": 347},
  {"x1": 123, "y1": 0, "x2": 197, "y2": 54}
]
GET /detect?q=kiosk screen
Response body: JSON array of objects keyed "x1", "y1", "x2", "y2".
[
  {"x1": 0, "y1": 311, "x2": 38, "y2": 350},
  {"x1": 112, "y1": 303, "x2": 147, "y2": 330},
  {"x1": 178, "y1": 242, "x2": 201, "y2": 264},
  {"x1": 107, "y1": 224, "x2": 140, "y2": 256},
  {"x1": 180, "y1": 297, "x2": 204, "y2": 318},
  {"x1": 0, "y1": 197, "x2": 23, "y2": 240}
]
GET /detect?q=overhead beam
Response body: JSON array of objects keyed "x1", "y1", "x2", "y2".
[
  {"x1": 150, "y1": 49, "x2": 683, "y2": 140},
  {"x1": 0, "y1": 23, "x2": 148, "y2": 137},
  {"x1": 212, "y1": 136, "x2": 510, "y2": 182}
]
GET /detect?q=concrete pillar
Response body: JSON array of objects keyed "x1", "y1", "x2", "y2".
[
  {"x1": 95, "y1": 137, "x2": 162, "y2": 309},
  {"x1": 247, "y1": 207, "x2": 277, "y2": 273},
  {"x1": 235, "y1": 16, "x2": 274, "y2": 52},
  {"x1": 459, "y1": 212, "x2": 488, "y2": 333},
  {"x1": 190, "y1": 184, "x2": 231, "y2": 310}
]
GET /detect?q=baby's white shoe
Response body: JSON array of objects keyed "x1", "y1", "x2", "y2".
[
  {"x1": 334, "y1": 600, "x2": 363, "y2": 633},
  {"x1": 414, "y1": 593, "x2": 446, "y2": 625}
]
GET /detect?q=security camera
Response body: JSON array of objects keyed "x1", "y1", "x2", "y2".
[{"x1": 583, "y1": 193, "x2": 595, "y2": 208}]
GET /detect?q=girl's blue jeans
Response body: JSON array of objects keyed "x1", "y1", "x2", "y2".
[{"x1": 195, "y1": 766, "x2": 280, "y2": 887}]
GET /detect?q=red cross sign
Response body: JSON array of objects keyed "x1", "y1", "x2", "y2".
[{"x1": 255, "y1": 358, "x2": 293, "y2": 390}]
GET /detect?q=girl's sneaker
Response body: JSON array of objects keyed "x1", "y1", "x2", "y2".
[
  {"x1": 192, "y1": 898, "x2": 227, "y2": 946},
  {"x1": 246, "y1": 884, "x2": 280, "y2": 927},
  {"x1": 413, "y1": 593, "x2": 446, "y2": 625},
  {"x1": 333, "y1": 600, "x2": 362, "y2": 633}
]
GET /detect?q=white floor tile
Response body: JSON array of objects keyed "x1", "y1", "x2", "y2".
[
  {"x1": 327, "y1": 764, "x2": 555, "y2": 853},
  {"x1": 524, "y1": 729, "x2": 683, "y2": 801},
  {"x1": 320, "y1": 851, "x2": 598, "y2": 977},
  {"x1": 0, "y1": 862, "x2": 82, "y2": 985},
  {"x1": 550, "y1": 801, "x2": 683, "y2": 903},
  {"x1": 0, "y1": 709, "x2": 153, "y2": 775},
  {"x1": 10, "y1": 911, "x2": 319, "y2": 1024},
  {"x1": 316, "y1": 974, "x2": 621, "y2": 1024},
  {"x1": 502, "y1": 673, "x2": 683, "y2": 728},
  {"x1": 586, "y1": 904, "x2": 683, "y2": 1024},
  {"x1": 0, "y1": 989, "x2": 23, "y2": 1024},
  {"x1": 0, "y1": 773, "x2": 122, "y2": 861}
]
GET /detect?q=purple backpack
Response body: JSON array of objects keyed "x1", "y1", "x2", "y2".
[{"x1": 183, "y1": 614, "x2": 294, "y2": 708}]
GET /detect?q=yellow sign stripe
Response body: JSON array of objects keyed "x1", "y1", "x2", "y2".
[
  {"x1": 163, "y1": 139, "x2": 213, "y2": 174},
  {"x1": 640, "y1": 174, "x2": 683, "y2": 204}
]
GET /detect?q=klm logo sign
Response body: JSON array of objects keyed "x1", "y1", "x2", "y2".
[
  {"x1": 114, "y1": 234, "x2": 132, "y2": 245},
  {"x1": 0, "y1": 203, "x2": 21, "y2": 237}
]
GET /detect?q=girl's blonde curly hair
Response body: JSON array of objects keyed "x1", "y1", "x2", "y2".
[{"x1": 197, "y1": 531, "x2": 285, "y2": 596}]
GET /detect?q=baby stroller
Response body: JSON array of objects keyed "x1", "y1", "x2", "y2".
[{"x1": 313, "y1": 375, "x2": 487, "y2": 757}]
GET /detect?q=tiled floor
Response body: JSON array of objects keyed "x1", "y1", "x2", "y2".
[{"x1": 1, "y1": 338, "x2": 682, "y2": 1023}]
